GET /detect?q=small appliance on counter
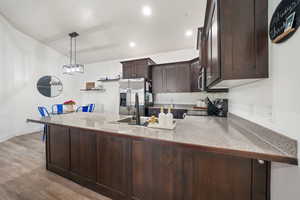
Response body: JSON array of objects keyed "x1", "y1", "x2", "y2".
[{"x1": 205, "y1": 97, "x2": 228, "y2": 117}]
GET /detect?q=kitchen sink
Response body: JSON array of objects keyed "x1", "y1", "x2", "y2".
[{"x1": 117, "y1": 117, "x2": 149, "y2": 126}]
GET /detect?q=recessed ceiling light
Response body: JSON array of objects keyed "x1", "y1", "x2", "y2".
[
  {"x1": 142, "y1": 6, "x2": 152, "y2": 16},
  {"x1": 129, "y1": 42, "x2": 136, "y2": 48},
  {"x1": 185, "y1": 30, "x2": 193, "y2": 37}
]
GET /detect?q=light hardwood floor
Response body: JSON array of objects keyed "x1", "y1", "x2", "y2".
[{"x1": 0, "y1": 132, "x2": 111, "y2": 200}]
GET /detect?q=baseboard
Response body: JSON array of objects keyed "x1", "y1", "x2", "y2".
[
  {"x1": 0, "y1": 128, "x2": 43, "y2": 143},
  {"x1": 0, "y1": 135, "x2": 15, "y2": 143}
]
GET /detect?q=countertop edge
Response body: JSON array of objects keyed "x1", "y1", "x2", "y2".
[{"x1": 27, "y1": 118, "x2": 298, "y2": 165}]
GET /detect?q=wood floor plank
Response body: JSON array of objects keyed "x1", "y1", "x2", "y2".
[{"x1": 0, "y1": 133, "x2": 111, "y2": 200}]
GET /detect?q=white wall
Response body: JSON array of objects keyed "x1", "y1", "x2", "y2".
[
  {"x1": 228, "y1": 0, "x2": 300, "y2": 199},
  {"x1": 80, "y1": 49, "x2": 227, "y2": 113},
  {"x1": 0, "y1": 14, "x2": 80, "y2": 142},
  {"x1": 154, "y1": 92, "x2": 227, "y2": 105}
]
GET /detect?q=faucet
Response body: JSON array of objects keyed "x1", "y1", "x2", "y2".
[{"x1": 135, "y1": 93, "x2": 141, "y2": 125}]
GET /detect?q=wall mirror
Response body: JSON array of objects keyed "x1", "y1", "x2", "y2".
[{"x1": 37, "y1": 76, "x2": 63, "y2": 98}]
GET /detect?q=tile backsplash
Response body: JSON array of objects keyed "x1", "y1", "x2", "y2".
[{"x1": 154, "y1": 92, "x2": 228, "y2": 105}]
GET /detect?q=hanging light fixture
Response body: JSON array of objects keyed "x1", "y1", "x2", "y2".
[{"x1": 62, "y1": 32, "x2": 84, "y2": 74}]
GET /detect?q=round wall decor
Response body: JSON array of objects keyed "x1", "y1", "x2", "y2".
[{"x1": 269, "y1": 0, "x2": 300, "y2": 43}]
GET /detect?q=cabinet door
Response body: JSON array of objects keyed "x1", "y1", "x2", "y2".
[
  {"x1": 132, "y1": 141, "x2": 182, "y2": 200},
  {"x1": 206, "y1": 1, "x2": 220, "y2": 87},
  {"x1": 220, "y1": 0, "x2": 256, "y2": 79},
  {"x1": 173, "y1": 109, "x2": 187, "y2": 119},
  {"x1": 190, "y1": 59, "x2": 201, "y2": 92},
  {"x1": 210, "y1": 1, "x2": 221, "y2": 85},
  {"x1": 123, "y1": 64, "x2": 134, "y2": 79},
  {"x1": 206, "y1": 26, "x2": 213, "y2": 86},
  {"x1": 152, "y1": 66, "x2": 165, "y2": 93},
  {"x1": 97, "y1": 134, "x2": 130, "y2": 199},
  {"x1": 135, "y1": 60, "x2": 149, "y2": 79},
  {"x1": 164, "y1": 65, "x2": 178, "y2": 92},
  {"x1": 183, "y1": 150, "x2": 252, "y2": 200},
  {"x1": 165, "y1": 63, "x2": 191, "y2": 93},
  {"x1": 47, "y1": 125, "x2": 70, "y2": 170},
  {"x1": 70, "y1": 128, "x2": 97, "y2": 181}
]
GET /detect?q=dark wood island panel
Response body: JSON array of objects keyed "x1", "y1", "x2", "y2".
[{"x1": 46, "y1": 124, "x2": 270, "y2": 200}]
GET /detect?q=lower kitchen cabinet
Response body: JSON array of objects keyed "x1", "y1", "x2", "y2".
[
  {"x1": 132, "y1": 141, "x2": 182, "y2": 200},
  {"x1": 70, "y1": 128, "x2": 97, "y2": 181},
  {"x1": 148, "y1": 108, "x2": 187, "y2": 119},
  {"x1": 132, "y1": 140, "x2": 270, "y2": 200},
  {"x1": 46, "y1": 125, "x2": 270, "y2": 200},
  {"x1": 96, "y1": 134, "x2": 130, "y2": 199},
  {"x1": 47, "y1": 125, "x2": 70, "y2": 171},
  {"x1": 183, "y1": 150, "x2": 252, "y2": 200}
]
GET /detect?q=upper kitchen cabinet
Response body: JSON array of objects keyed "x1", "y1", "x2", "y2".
[
  {"x1": 202, "y1": 0, "x2": 268, "y2": 89},
  {"x1": 190, "y1": 58, "x2": 202, "y2": 92},
  {"x1": 121, "y1": 58, "x2": 156, "y2": 80},
  {"x1": 151, "y1": 61, "x2": 191, "y2": 93}
]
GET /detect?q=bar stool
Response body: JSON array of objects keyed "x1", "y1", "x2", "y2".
[
  {"x1": 76, "y1": 104, "x2": 95, "y2": 112},
  {"x1": 38, "y1": 106, "x2": 50, "y2": 142},
  {"x1": 51, "y1": 104, "x2": 63, "y2": 115},
  {"x1": 88, "y1": 104, "x2": 95, "y2": 112}
]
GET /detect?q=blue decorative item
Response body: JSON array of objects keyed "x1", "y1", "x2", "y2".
[
  {"x1": 38, "y1": 106, "x2": 50, "y2": 117},
  {"x1": 76, "y1": 105, "x2": 89, "y2": 112},
  {"x1": 88, "y1": 104, "x2": 95, "y2": 112},
  {"x1": 76, "y1": 104, "x2": 95, "y2": 112},
  {"x1": 37, "y1": 106, "x2": 50, "y2": 142},
  {"x1": 52, "y1": 104, "x2": 64, "y2": 114}
]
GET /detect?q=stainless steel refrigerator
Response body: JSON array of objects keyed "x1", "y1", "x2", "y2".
[{"x1": 119, "y1": 78, "x2": 153, "y2": 116}]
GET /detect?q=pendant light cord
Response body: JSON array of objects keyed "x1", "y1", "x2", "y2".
[
  {"x1": 75, "y1": 37, "x2": 77, "y2": 65},
  {"x1": 70, "y1": 36, "x2": 73, "y2": 65}
]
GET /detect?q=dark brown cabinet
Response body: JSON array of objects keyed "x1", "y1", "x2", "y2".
[
  {"x1": 132, "y1": 141, "x2": 182, "y2": 200},
  {"x1": 46, "y1": 125, "x2": 270, "y2": 200},
  {"x1": 190, "y1": 58, "x2": 202, "y2": 92},
  {"x1": 183, "y1": 150, "x2": 253, "y2": 200},
  {"x1": 70, "y1": 128, "x2": 97, "y2": 181},
  {"x1": 202, "y1": 0, "x2": 268, "y2": 89},
  {"x1": 152, "y1": 66, "x2": 165, "y2": 93},
  {"x1": 121, "y1": 58, "x2": 156, "y2": 80},
  {"x1": 148, "y1": 107, "x2": 187, "y2": 119},
  {"x1": 132, "y1": 139, "x2": 270, "y2": 200},
  {"x1": 96, "y1": 134, "x2": 130, "y2": 199},
  {"x1": 47, "y1": 125, "x2": 70, "y2": 171},
  {"x1": 151, "y1": 61, "x2": 191, "y2": 93}
]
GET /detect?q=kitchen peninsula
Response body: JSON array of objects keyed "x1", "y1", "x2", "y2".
[{"x1": 27, "y1": 112, "x2": 297, "y2": 200}]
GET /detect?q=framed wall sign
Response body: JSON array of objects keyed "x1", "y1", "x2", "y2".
[{"x1": 269, "y1": 0, "x2": 300, "y2": 43}]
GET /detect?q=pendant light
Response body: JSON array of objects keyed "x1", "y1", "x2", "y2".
[{"x1": 62, "y1": 32, "x2": 84, "y2": 74}]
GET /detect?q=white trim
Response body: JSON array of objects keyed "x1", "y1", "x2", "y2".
[{"x1": 0, "y1": 129, "x2": 43, "y2": 143}]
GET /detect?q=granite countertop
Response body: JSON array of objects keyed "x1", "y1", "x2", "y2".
[{"x1": 27, "y1": 112, "x2": 297, "y2": 165}]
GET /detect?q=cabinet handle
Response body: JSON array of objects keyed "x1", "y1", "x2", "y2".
[{"x1": 197, "y1": 75, "x2": 201, "y2": 90}]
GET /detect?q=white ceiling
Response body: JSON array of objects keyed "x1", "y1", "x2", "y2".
[{"x1": 0, "y1": 0, "x2": 206, "y2": 64}]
